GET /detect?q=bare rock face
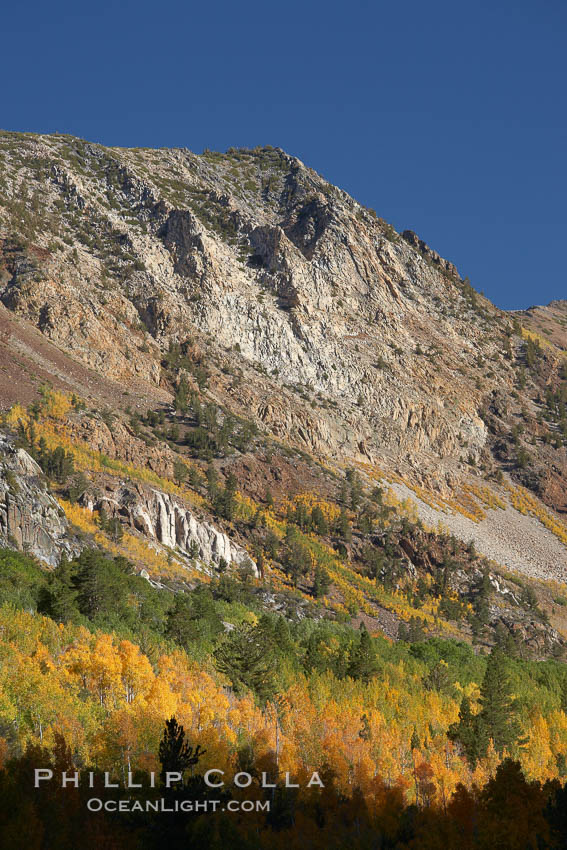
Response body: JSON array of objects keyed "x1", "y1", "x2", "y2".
[
  {"x1": 0, "y1": 132, "x2": 563, "y2": 508},
  {"x1": 401, "y1": 230, "x2": 459, "y2": 278},
  {"x1": 0, "y1": 434, "x2": 77, "y2": 565},
  {"x1": 65, "y1": 415, "x2": 178, "y2": 480},
  {"x1": 82, "y1": 482, "x2": 257, "y2": 575}
]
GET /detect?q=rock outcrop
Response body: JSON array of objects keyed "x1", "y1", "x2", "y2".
[
  {"x1": 0, "y1": 434, "x2": 77, "y2": 565},
  {"x1": 401, "y1": 230, "x2": 459, "y2": 279},
  {"x1": 82, "y1": 482, "x2": 257, "y2": 576}
]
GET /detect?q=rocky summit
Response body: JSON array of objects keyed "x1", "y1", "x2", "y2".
[{"x1": 0, "y1": 129, "x2": 566, "y2": 651}]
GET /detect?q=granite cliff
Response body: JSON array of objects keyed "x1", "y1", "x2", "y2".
[{"x1": 0, "y1": 433, "x2": 77, "y2": 565}]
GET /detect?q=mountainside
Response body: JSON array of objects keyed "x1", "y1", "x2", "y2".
[
  {"x1": 0, "y1": 128, "x2": 566, "y2": 642},
  {"x1": 5, "y1": 131, "x2": 567, "y2": 839},
  {"x1": 519, "y1": 300, "x2": 567, "y2": 352},
  {"x1": 0, "y1": 133, "x2": 527, "y2": 476}
]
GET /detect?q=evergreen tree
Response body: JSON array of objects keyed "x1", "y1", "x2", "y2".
[
  {"x1": 213, "y1": 621, "x2": 277, "y2": 705},
  {"x1": 472, "y1": 566, "x2": 491, "y2": 627},
  {"x1": 191, "y1": 585, "x2": 220, "y2": 625},
  {"x1": 97, "y1": 507, "x2": 108, "y2": 532},
  {"x1": 67, "y1": 472, "x2": 89, "y2": 504},
  {"x1": 187, "y1": 465, "x2": 202, "y2": 489},
  {"x1": 525, "y1": 337, "x2": 539, "y2": 369},
  {"x1": 264, "y1": 530, "x2": 279, "y2": 560},
  {"x1": 158, "y1": 717, "x2": 204, "y2": 787},
  {"x1": 337, "y1": 507, "x2": 352, "y2": 542},
  {"x1": 106, "y1": 517, "x2": 123, "y2": 543},
  {"x1": 447, "y1": 695, "x2": 484, "y2": 767},
  {"x1": 167, "y1": 587, "x2": 223, "y2": 645},
  {"x1": 311, "y1": 505, "x2": 328, "y2": 535},
  {"x1": 398, "y1": 616, "x2": 426, "y2": 642},
  {"x1": 357, "y1": 506, "x2": 374, "y2": 534},
  {"x1": 303, "y1": 632, "x2": 323, "y2": 674},
  {"x1": 291, "y1": 501, "x2": 311, "y2": 531},
  {"x1": 46, "y1": 555, "x2": 79, "y2": 623},
  {"x1": 273, "y1": 616, "x2": 292, "y2": 653},
  {"x1": 225, "y1": 472, "x2": 238, "y2": 495},
  {"x1": 370, "y1": 485, "x2": 383, "y2": 504},
  {"x1": 166, "y1": 595, "x2": 198, "y2": 646},
  {"x1": 213, "y1": 473, "x2": 238, "y2": 520},
  {"x1": 74, "y1": 550, "x2": 125, "y2": 618},
  {"x1": 313, "y1": 565, "x2": 331, "y2": 598},
  {"x1": 76, "y1": 554, "x2": 106, "y2": 618},
  {"x1": 283, "y1": 540, "x2": 311, "y2": 586},
  {"x1": 348, "y1": 472, "x2": 363, "y2": 510},
  {"x1": 173, "y1": 459, "x2": 188, "y2": 486},
  {"x1": 36, "y1": 444, "x2": 75, "y2": 483},
  {"x1": 479, "y1": 648, "x2": 521, "y2": 755},
  {"x1": 205, "y1": 464, "x2": 219, "y2": 497},
  {"x1": 347, "y1": 624, "x2": 376, "y2": 682},
  {"x1": 174, "y1": 377, "x2": 189, "y2": 414}
]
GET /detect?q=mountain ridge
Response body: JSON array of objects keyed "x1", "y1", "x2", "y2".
[{"x1": 0, "y1": 129, "x2": 566, "y2": 593}]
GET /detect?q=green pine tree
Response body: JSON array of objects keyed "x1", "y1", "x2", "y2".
[
  {"x1": 106, "y1": 517, "x2": 123, "y2": 543},
  {"x1": 311, "y1": 505, "x2": 328, "y2": 535},
  {"x1": 166, "y1": 595, "x2": 196, "y2": 646},
  {"x1": 213, "y1": 621, "x2": 277, "y2": 706},
  {"x1": 206, "y1": 464, "x2": 219, "y2": 497},
  {"x1": 173, "y1": 459, "x2": 188, "y2": 486},
  {"x1": 337, "y1": 507, "x2": 351, "y2": 541},
  {"x1": 304, "y1": 632, "x2": 326, "y2": 675},
  {"x1": 74, "y1": 550, "x2": 124, "y2": 618},
  {"x1": 479, "y1": 648, "x2": 521, "y2": 755},
  {"x1": 46, "y1": 555, "x2": 79, "y2": 623},
  {"x1": 313, "y1": 565, "x2": 331, "y2": 598},
  {"x1": 447, "y1": 695, "x2": 484, "y2": 767},
  {"x1": 347, "y1": 624, "x2": 376, "y2": 683},
  {"x1": 158, "y1": 717, "x2": 204, "y2": 787},
  {"x1": 174, "y1": 377, "x2": 189, "y2": 414}
]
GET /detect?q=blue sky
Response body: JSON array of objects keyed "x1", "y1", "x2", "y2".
[{"x1": 2, "y1": 0, "x2": 565, "y2": 309}]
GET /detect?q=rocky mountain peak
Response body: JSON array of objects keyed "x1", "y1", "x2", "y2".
[{"x1": 0, "y1": 130, "x2": 566, "y2": 557}]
